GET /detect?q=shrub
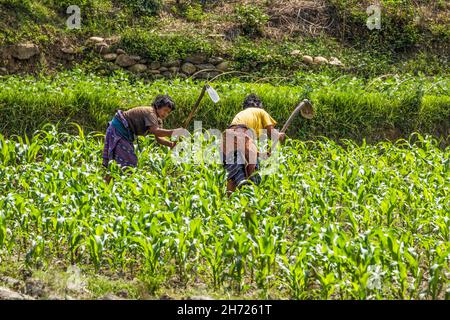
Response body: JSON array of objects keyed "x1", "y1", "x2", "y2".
[
  {"x1": 185, "y1": 3, "x2": 204, "y2": 22},
  {"x1": 119, "y1": 28, "x2": 214, "y2": 61},
  {"x1": 235, "y1": 5, "x2": 269, "y2": 36},
  {"x1": 118, "y1": 0, "x2": 163, "y2": 16}
]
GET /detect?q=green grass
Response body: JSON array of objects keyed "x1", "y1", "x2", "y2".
[
  {"x1": 0, "y1": 126, "x2": 448, "y2": 299},
  {"x1": 0, "y1": 70, "x2": 448, "y2": 143}
]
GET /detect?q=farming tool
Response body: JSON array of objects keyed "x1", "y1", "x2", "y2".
[
  {"x1": 183, "y1": 83, "x2": 220, "y2": 129},
  {"x1": 267, "y1": 99, "x2": 314, "y2": 155},
  {"x1": 281, "y1": 98, "x2": 314, "y2": 133},
  {"x1": 182, "y1": 70, "x2": 254, "y2": 129}
]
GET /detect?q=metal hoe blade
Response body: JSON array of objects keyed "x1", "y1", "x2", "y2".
[{"x1": 281, "y1": 99, "x2": 314, "y2": 134}]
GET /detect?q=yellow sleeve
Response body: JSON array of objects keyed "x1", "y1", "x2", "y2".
[{"x1": 259, "y1": 109, "x2": 277, "y2": 128}]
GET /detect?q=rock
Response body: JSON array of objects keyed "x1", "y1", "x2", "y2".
[
  {"x1": 0, "y1": 67, "x2": 8, "y2": 75},
  {"x1": 162, "y1": 71, "x2": 172, "y2": 78},
  {"x1": 115, "y1": 54, "x2": 137, "y2": 67},
  {"x1": 185, "y1": 53, "x2": 207, "y2": 64},
  {"x1": 116, "y1": 49, "x2": 126, "y2": 55},
  {"x1": 181, "y1": 62, "x2": 197, "y2": 75},
  {"x1": 162, "y1": 59, "x2": 181, "y2": 68},
  {"x1": 329, "y1": 57, "x2": 344, "y2": 66},
  {"x1": 302, "y1": 55, "x2": 314, "y2": 64},
  {"x1": 149, "y1": 61, "x2": 160, "y2": 69},
  {"x1": 178, "y1": 73, "x2": 188, "y2": 79},
  {"x1": 215, "y1": 61, "x2": 230, "y2": 71},
  {"x1": 195, "y1": 71, "x2": 220, "y2": 79},
  {"x1": 313, "y1": 56, "x2": 329, "y2": 65},
  {"x1": 189, "y1": 295, "x2": 213, "y2": 300},
  {"x1": 153, "y1": 74, "x2": 164, "y2": 79},
  {"x1": 103, "y1": 53, "x2": 118, "y2": 61},
  {"x1": 0, "y1": 287, "x2": 34, "y2": 300},
  {"x1": 208, "y1": 57, "x2": 224, "y2": 65},
  {"x1": 88, "y1": 36, "x2": 104, "y2": 43},
  {"x1": 108, "y1": 65, "x2": 121, "y2": 72},
  {"x1": 94, "y1": 42, "x2": 111, "y2": 54},
  {"x1": 25, "y1": 279, "x2": 46, "y2": 298},
  {"x1": 129, "y1": 55, "x2": 141, "y2": 61},
  {"x1": 139, "y1": 58, "x2": 148, "y2": 64},
  {"x1": 104, "y1": 36, "x2": 120, "y2": 45},
  {"x1": 129, "y1": 64, "x2": 148, "y2": 73},
  {"x1": 196, "y1": 63, "x2": 216, "y2": 71},
  {"x1": 169, "y1": 66, "x2": 180, "y2": 74},
  {"x1": 0, "y1": 276, "x2": 23, "y2": 290},
  {"x1": 100, "y1": 293, "x2": 122, "y2": 300},
  {"x1": 290, "y1": 50, "x2": 301, "y2": 56},
  {"x1": 159, "y1": 67, "x2": 168, "y2": 72},
  {"x1": 11, "y1": 43, "x2": 40, "y2": 60},
  {"x1": 61, "y1": 47, "x2": 75, "y2": 54},
  {"x1": 117, "y1": 290, "x2": 129, "y2": 299},
  {"x1": 149, "y1": 69, "x2": 161, "y2": 74}
]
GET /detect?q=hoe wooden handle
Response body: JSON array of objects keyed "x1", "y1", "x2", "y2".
[
  {"x1": 183, "y1": 84, "x2": 207, "y2": 129},
  {"x1": 281, "y1": 99, "x2": 312, "y2": 133}
]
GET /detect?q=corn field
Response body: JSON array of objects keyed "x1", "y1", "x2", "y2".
[{"x1": 0, "y1": 125, "x2": 448, "y2": 299}]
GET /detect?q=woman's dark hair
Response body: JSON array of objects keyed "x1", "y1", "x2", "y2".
[
  {"x1": 242, "y1": 94, "x2": 263, "y2": 109},
  {"x1": 152, "y1": 94, "x2": 175, "y2": 110}
]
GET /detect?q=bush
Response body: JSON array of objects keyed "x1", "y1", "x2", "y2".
[
  {"x1": 327, "y1": 0, "x2": 426, "y2": 51},
  {"x1": 185, "y1": 3, "x2": 204, "y2": 22},
  {"x1": 232, "y1": 39, "x2": 272, "y2": 71},
  {"x1": 118, "y1": 0, "x2": 163, "y2": 16},
  {"x1": 235, "y1": 5, "x2": 269, "y2": 36},
  {"x1": 119, "y1": 28, "x2": 214, "y2": 61},
  {"x1": 49, "y1": 0, "x2": 98, "y2": 11},
  {"x1": 0, "y1": 0, "x2": 32, "y2": 10}
]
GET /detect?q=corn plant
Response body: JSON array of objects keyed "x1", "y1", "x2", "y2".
[{"x1": 0, "y1": 124, "x2": 448, "y2": 299}]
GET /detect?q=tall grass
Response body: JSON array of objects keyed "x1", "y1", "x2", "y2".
[{"x1": 0, "y1": 70, "x2": 448, "y2": 143}]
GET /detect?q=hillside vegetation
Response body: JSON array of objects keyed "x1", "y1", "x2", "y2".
[{"x1": 0, "y1": 0, "x2": 448, "y2": 77}]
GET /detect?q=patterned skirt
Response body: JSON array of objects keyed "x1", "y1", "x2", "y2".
[{"x1": 102, "y1": 111, "x2": 138, "y2": 168}]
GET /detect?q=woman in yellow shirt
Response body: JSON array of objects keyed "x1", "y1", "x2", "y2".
[{"x1": 221, "y1": 94, "x2": 285, "y2": 195}]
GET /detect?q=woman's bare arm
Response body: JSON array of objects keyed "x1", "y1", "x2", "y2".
[
  {"x1": 156, "y1": 135, "x2": 176, "y2": 148},
  {"x1": 266, "y1": 125, "x2": 285, "y2": 142}
]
